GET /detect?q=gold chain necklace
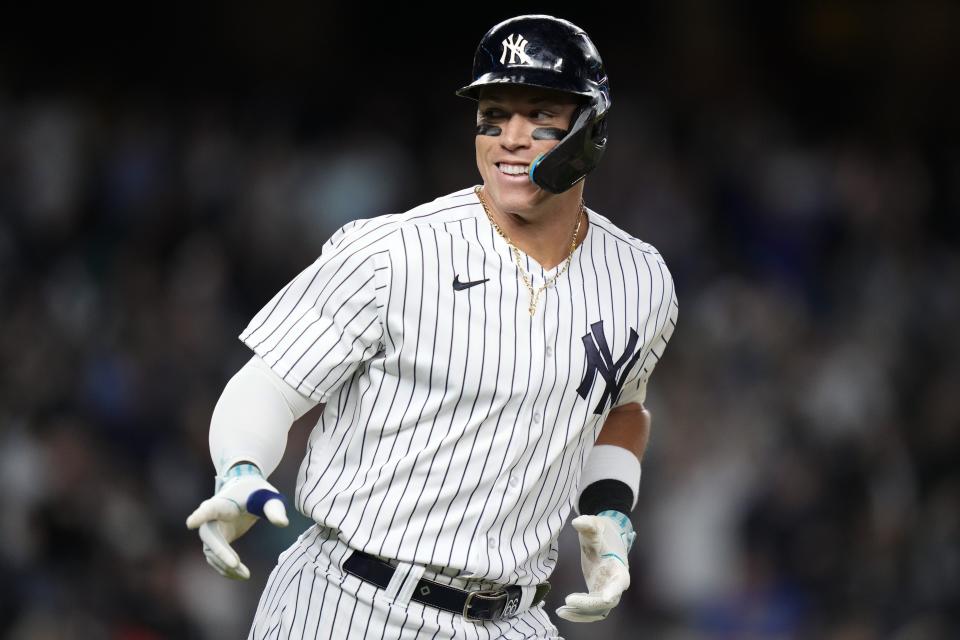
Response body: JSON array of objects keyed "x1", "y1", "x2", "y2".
[{"x1": 475, "y1": 186, "x2": 584, "y2": 316}]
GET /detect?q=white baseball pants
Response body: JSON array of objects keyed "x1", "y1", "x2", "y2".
[{"x1": 248, "y1": 524, "x2": 562, "y2": 639}]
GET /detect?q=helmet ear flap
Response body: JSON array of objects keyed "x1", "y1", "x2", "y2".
[
  {"x1": 529, "y1": 107, "x2": 608, "y2": 194},
  {"x1": 590, "y1": 114, "x2": 608, "y2": 148}
]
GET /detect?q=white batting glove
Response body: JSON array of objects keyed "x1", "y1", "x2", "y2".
[
  {"x1": 556, "y1": 510, "x2": 635, "y2": 623},
  {"x1": 185, "y1": 463, "x2": 289, "y2": 580}
]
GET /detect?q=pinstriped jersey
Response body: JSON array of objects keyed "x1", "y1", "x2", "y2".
[{"x1": 239, "y1": 186, "x2": 678, "y2": 586}]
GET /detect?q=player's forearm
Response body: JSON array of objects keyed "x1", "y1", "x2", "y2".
[
  {"x1": 210, "y1": 356, "x2": 318, "y2": 477},
  {"x1": 577, "y1": 403, "x2": 649, "y2": 515},
  {"x1": 594, "y1": 402, "x2": 650, "y2": 459}
]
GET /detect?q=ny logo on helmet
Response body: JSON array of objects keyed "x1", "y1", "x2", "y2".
[{"x1": 500, "y1": 34, "x2": 533, "y2": 65}]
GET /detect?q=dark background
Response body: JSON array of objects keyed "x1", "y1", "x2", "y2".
[{"x1": 1, "y1": 1, "x2": 958, "y2": 638}]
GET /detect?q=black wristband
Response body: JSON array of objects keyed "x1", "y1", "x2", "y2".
[{"x1": 578, "y1": 479, "x2": 634, "y2": 516}]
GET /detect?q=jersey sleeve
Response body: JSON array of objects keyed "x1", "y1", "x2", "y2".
[
  {"x1": 614, "y1": 261, "x2": 678, "y2": 408},
  {"x1": 238, "y1": 224, "x2": 387, "y2": 403}
]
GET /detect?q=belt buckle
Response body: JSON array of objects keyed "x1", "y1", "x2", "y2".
[{"x1": 462, "y1": 589, "x2": 509, "y2": 622}]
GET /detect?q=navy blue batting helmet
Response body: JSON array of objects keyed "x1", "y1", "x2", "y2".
[{"x1": 457, "y1": 15, "x2": 611, "y2": 193}]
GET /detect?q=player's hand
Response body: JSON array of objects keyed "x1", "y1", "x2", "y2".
[
  {"x1": 185, "y1": 463, "x2": 289, "y2": 580},
  {"x1": 556, "y1": 511, "x2": 635, "y2": 623}
]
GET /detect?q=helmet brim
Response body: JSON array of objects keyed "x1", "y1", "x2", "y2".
[{"x1": 455, "y1": 69, "x2": 596, "y2": 101}]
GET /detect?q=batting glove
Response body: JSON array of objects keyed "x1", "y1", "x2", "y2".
[
  {"x1": 185, "y1": 463, "x2": 289, "y2": 580},
  {"x1": 556, "y1": 510, "x2": 635, "y2": 623}
]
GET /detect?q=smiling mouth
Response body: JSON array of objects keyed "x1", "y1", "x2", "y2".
[{"x1": 497, "y1": 162, "x2": 530, "y2": 176}]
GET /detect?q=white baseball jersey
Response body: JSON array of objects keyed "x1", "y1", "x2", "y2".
[{"x1": 239, "y1": 186, "x2": 677, "y2": 587}]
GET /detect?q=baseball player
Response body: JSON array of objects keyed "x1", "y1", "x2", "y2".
[{"x1": 187, "y1": 14, "x2": 677, "y2": 639}]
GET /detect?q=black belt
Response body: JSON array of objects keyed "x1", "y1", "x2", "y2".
[{"x1": 343, "y1": 549, "x2": 550, "y2": 622}]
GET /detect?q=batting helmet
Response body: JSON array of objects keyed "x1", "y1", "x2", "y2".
[{"x1": 456, "y1": 15, "x2": 611, "y2": 194}]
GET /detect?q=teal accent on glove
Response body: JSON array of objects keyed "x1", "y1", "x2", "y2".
[
  {"x1": 597, "y1": 509, "x2": 636, "y2": 551},
  {"x1": 216, "y1": 462, "x2": 263, "y2": 491}
]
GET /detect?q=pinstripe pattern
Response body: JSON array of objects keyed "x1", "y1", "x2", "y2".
[
  {"x1": 242, "y1": 187, "x2": 677, "y2": 637},
  {"x1": 249, "y1": 525, "x2": 561, "y2": 640}
]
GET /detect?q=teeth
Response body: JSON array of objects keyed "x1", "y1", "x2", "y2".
[{"x1": 499, "y1": 163, "x2": 529, "y2": 175}]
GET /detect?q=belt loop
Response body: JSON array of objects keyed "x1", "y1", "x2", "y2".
[
  {"x1": 517, "y1": 585, "x2": 538, "y2": 613},
  {"x1": 377, "y1": 562, "x2": 410, "y2": 602},
  {"x1": 385, "y1": 562, "x2": 425, "y2": 609}
]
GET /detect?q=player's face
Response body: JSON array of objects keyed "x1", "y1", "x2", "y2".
[{"x1": 475, "y1": 86, "x2": 580, "y2": 216}]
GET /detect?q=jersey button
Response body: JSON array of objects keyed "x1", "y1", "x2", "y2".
[
  {"x1": 509, "y1": 475, "x2": 520, "y2": 488},
  {"x1": 545, "y1": 346, "x2": 553, "y2": 357},
  {"x1": 488, "y1": 536, "x2": 498, "y2": 549},
  {"x1": 533, "y1": 412, "x2": 542, "y2": 423}
]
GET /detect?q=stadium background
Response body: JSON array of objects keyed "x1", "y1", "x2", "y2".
[{"x1": 1, "y1": 1, "x2": 958, "y2": 638}]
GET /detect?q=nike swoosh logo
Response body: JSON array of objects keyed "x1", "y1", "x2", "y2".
[{"x1": 453, "y1": 275, "x2": 489, "y2": 291}]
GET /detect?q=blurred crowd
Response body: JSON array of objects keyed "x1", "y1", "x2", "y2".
[{"x1": 1, "y1": 3, "x2": 959, "y2": 639}]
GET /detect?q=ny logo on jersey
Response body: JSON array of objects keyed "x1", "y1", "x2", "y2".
[
  {"x1": 577, "y1": 321, "x2": 643, "y2": 415},
  {"x1": 500, "y1": 34, "x2": 533, "y2": 65}
]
